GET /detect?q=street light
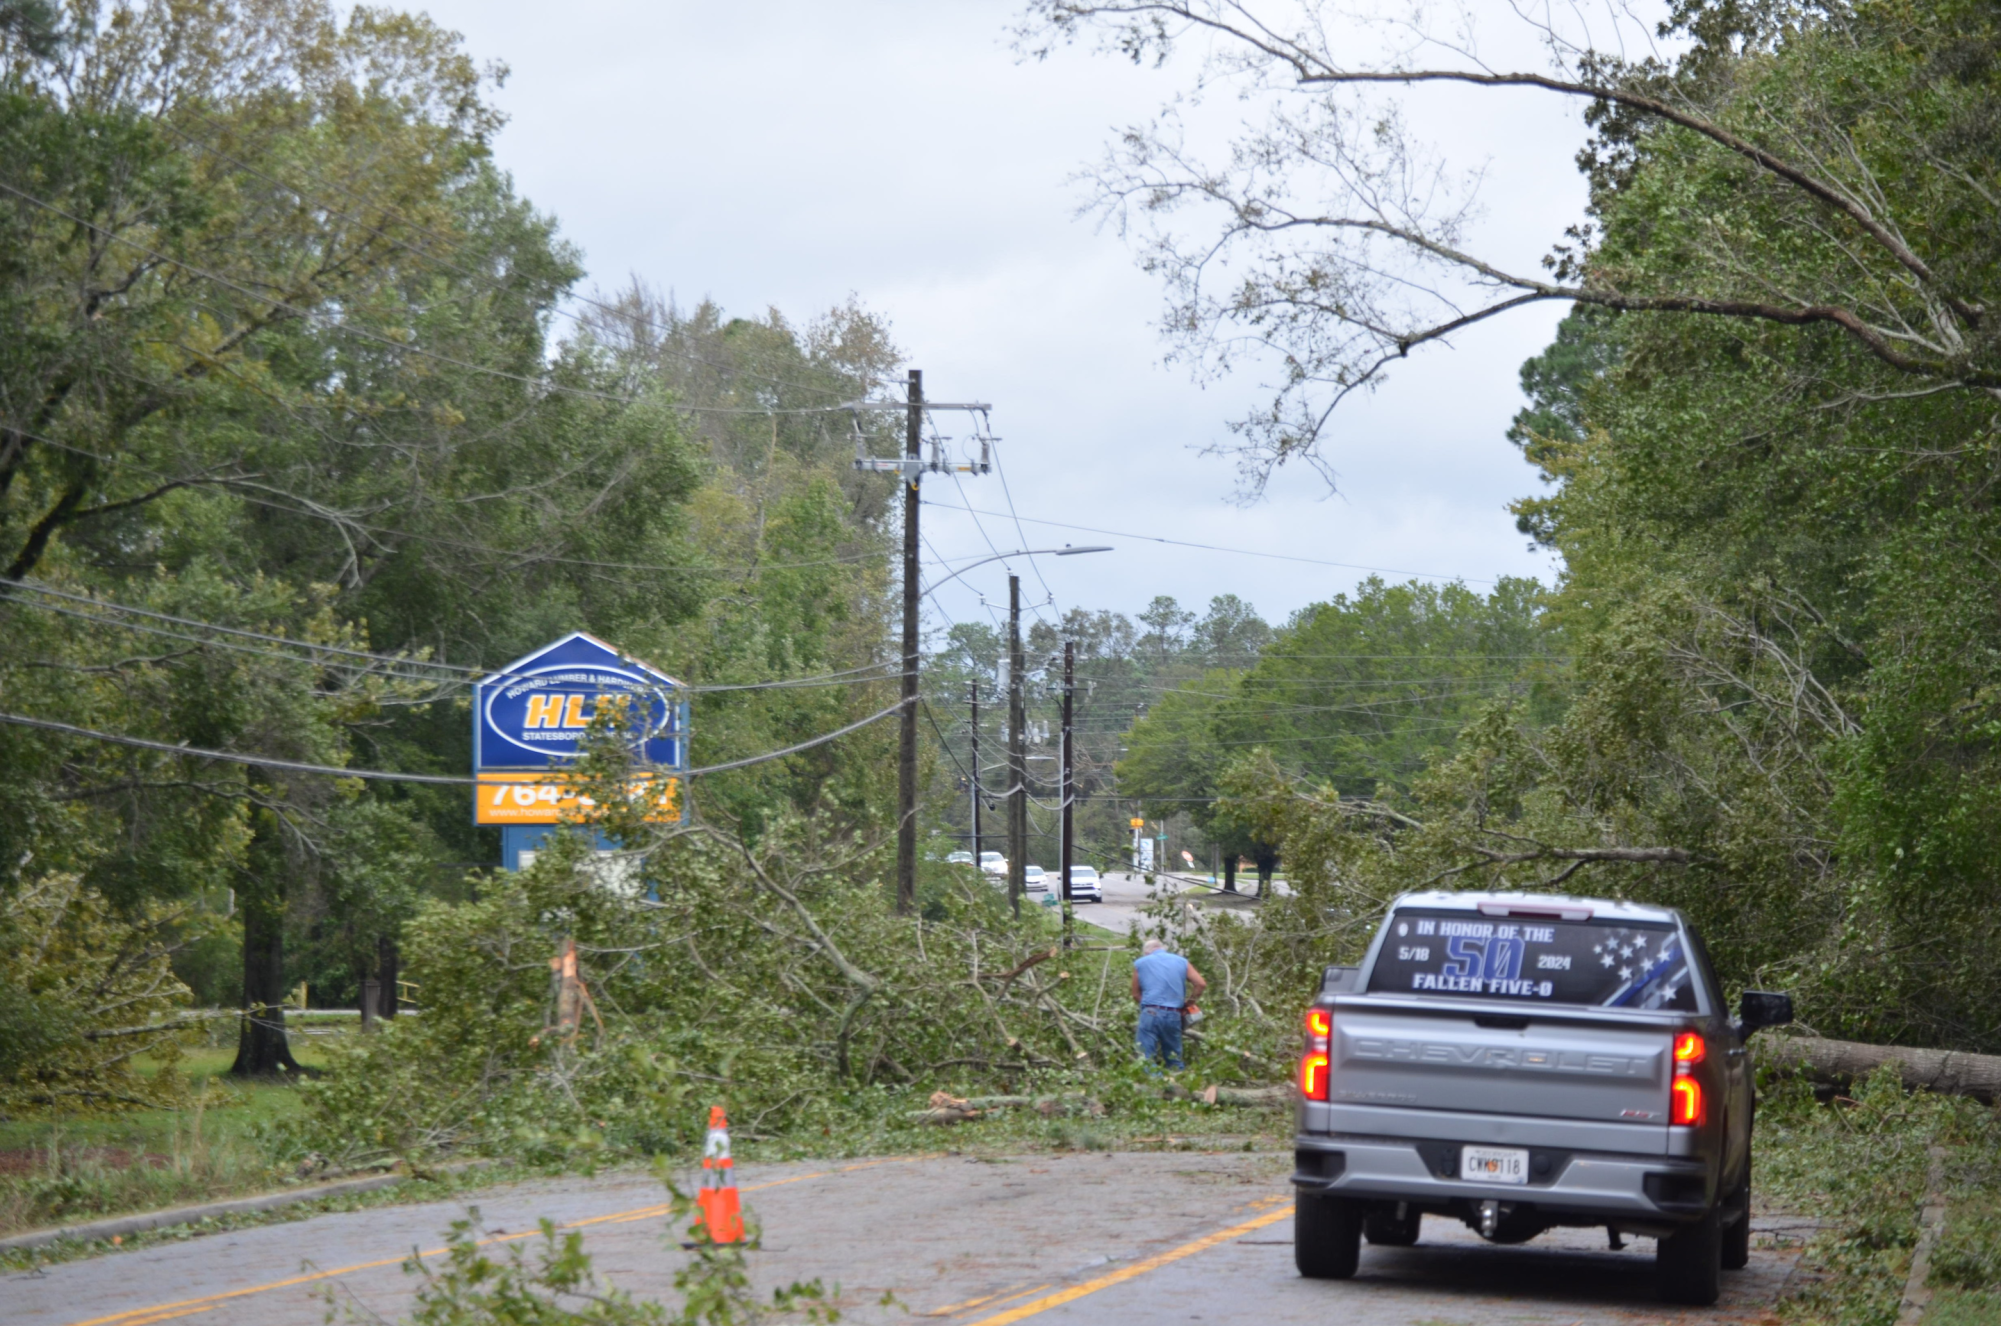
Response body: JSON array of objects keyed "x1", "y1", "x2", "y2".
[
  {"x1": 916, "y1": 544, "x2": 1113, "y2": 921},
  {"x1": 920, "y1": 545, "x2": 1112, "y2": 598}
]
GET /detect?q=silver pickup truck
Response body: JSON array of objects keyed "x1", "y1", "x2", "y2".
[{"x1": 1292, "y1": 890, "x2": 1794, "y2": 1305}]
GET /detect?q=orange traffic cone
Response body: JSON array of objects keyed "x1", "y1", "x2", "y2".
[{"x1": 695, "y1": 1105, "x2": 743, "y2": 1244}]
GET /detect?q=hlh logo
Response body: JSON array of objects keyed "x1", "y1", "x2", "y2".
[
  {"x1": 474, "y1": 633, "x2": 685, "y2": 773},
  {"x1": 524, "y1": 693, "x2": 596, "y2": 730}
]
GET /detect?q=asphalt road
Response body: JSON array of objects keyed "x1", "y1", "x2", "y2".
[
  {"x1": 7, "y1": 1150, "x2": 1812, "y2": 1326},
  {"x1": 1075, "y1": 870, "x2": 1275, "y2": 936}
]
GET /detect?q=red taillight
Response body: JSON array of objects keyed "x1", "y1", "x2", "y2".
[
  {"x1": 1301, "y1": 1006, "x2": 1332, "y2": 1100},
  {"x1": 1670, "y1": 1075, "x2": 1704, "y2": 1125},
  {"x1": 1301, "y1": 1051, "x2": 1330, "y2": 1100},
  {"x1": 1670, "y1": 1031, "x2": 1705, "y2": 1125}
]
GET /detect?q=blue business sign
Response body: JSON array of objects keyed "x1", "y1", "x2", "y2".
[{"x1": 474, "y1": 632, "x2": 687, "y2": 773}]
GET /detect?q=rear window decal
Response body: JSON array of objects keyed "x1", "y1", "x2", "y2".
[{"x1": 1368, "y1": 911, "x2": 1697, "y2": 1010}]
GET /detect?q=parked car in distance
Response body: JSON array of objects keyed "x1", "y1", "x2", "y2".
[
  {"x1": 1066, "y1": 865, "x2": 1102, "y2": 901},
  {"x1": 945, "y1": 851, "x2": 974, "y2": 866},
  {"x1": 979, "y1": 851, "x2": 1007, "y2": 876},
  {"x1": 1022, "y1": 864, "x2": 1047, "y2": 892}
]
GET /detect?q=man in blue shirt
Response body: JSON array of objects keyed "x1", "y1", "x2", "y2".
[{"x1": 1131, "y1": 938, "x2": 1208, "y2": 1071}]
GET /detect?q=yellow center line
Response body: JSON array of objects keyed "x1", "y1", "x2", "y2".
[
  {"x1": 962, "y1": 1201, "x2": 1293, "y2": 1326},
  {"x1": 928, "y1": 1288, "x2": 1056, "y2": 1320},
  {"x1": 924, "y1": 1195, "x2": 1285, "y2": 1318},
  {"x1": 922, "y1": 1290, "x2": 1004, "y2": 1317},
  {"x1": 65, "y1": 1157, "x2": 925, "y2": 1326}
]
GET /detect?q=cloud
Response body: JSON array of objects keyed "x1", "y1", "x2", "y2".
[{"x1": 420, "y1": 0, "x2": 1581, "y2": 626}]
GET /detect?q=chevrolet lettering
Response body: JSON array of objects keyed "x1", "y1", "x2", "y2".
[{"x1": 1349, "y1": 1037, "x2": 1655, "y2": 1077}]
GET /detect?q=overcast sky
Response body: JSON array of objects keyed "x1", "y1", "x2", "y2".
[{"x1": 414, "y1": 0, "x2": 1598, "y2": 637}]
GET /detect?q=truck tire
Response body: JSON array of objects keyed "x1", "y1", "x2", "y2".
[
  {"x1": 1657, "y1": 1206, "x2": 1723, "y2": 1305},
  {"x1": 1363, "y1": 1204, "x2": 1421, "y2": 1246},
  {"x1": 1722, "y1": 1169, "x2": 1752, "y2": 1271},
  {"x1": 1295, "y1": 1192, "x2": 1363, "y2": 1279}
]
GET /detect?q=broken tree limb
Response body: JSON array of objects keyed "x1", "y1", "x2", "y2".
[
  {"x1": 1759, "y1": 1036, "x2": 2001, "y2": 1101},
  {"x1": 1210, "y1": 1084, "x2": 1292, "y2": 1107},
  {"x1": 906, "y1": 1092, "x2": 1104, "y2": 1124},
  {"x1": 1470, "y1": 844, "x2": 1692, "y2": 866},
  {"x1": 1162, "y1": 1082, "x2": 1293, "y2": 1107},
  {"x1": 909, "y1": 1106, "x2": 984, "y2": 1125}
]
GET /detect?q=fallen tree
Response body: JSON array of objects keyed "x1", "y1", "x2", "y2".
[
  {"x1": 908, "y1": 1092, "x2": 1106, "y2": 1124},
  {"x1": 1760, "y1": 1036, "x2": 2001, "y2": 1102}
]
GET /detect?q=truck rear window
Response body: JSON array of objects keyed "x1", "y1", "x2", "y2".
[{"x1": 1366, "y1": 909, "x2": 1698, "y2": 1010}]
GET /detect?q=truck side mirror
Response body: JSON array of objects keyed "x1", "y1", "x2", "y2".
[
  {"x1": 1322, "y1": 965, "x2": 1360, "y2": 995},
  {"x1": 1738, "y1": 990, "x2": 1794, "y2": 1032}
]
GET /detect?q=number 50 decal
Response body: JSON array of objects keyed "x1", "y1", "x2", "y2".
[
  {"x1": 1441, "y1": 935, "x2": 1526, "y2": 982},
  {"x1": 1482, "y1": 937, "x2": 1525, "y2": 981},
  {"x1": 1442, "y1": 936, "x2": 1483, "y2": 977}
]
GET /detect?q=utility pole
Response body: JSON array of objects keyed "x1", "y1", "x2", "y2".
[
  {"x1": 1007, "y1": 574, "x2": 1026, "y2": 917},
  {"x1": 1060, "y1": 638, "x2": 1075, "y2": 950},
  {"x1": 895, "y1": 369, "x2": 922, "y2": 915},
  {"x1": 969, "y1": 680, "x2": 981, "y2": 862},
  {"x1": 849, "y1": 375, "x2": 994, "y2": 916}
]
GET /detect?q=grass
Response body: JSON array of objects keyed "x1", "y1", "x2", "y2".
[
  {"x1": 1755, "y1": 1066, "x2": 2001, "y2": 1326},
  {"x1": 0, "y1": 1158, "x2": 534, "y2": 1274},
  {"x1": 1927, "y1": 1292, "x2": 2001, "y2": 1325},
  {"x1": 1924, "y1": 1120, "x2": 2001, "y2": 1325},
  {"x1": 0, "y1": 1019, "x2": 352, "y2": 1241}
]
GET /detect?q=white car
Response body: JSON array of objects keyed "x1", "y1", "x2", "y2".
[
  {"x1": 1022, "y1": 864, "x2": 1047, "y2": 892},
  {"x1": 1066, "y1": 865, "x2": 1103, "y2": 902},
  {"x1": 945, "y1": 850, "x2": 974, "y2": 866},
  {"x1": 979, "y1": 850, "x2": 1007, "y2": 876}
]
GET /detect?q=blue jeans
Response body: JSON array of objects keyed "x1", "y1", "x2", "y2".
[{"x1": 1136, "y1": 1007, "x2": 1184, "y2": 1071}]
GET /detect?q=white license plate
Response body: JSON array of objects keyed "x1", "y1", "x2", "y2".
[{"x1": 1461, "y1": 1146, "x2": 1529, "y2": 1185}]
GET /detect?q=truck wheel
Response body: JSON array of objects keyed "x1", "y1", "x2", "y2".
[
  {"x1": 1722, "y1": 1169, "x2": 1752, "y2": 1271},
  {"x1": 1657, "y1": 1206, "x2": 1723, "y2": 1305},
  {"x1": 1295, "y1": 1192, "x2": 1363, "y2": 1279},
  {"x1": 1363, "y1": 1204, "x2": 1421, "y2": 1246}
]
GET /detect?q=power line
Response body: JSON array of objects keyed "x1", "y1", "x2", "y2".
[
  {"x1": 678, "y1": 698, "x2": 909, "y2": 776},
  {"x1": 3, "y1": 582, "x2": 901, "y2": 695},
  {"x1": 1134, "y1": 673, "x2": 1544, "y2": 694},
  {"x1": 981, "y1": 436, "x2": 1057, "y2": 607},
  {"x1": 0, "y1": 696, "x2": 910, "y2": 785},
  {"x1": 920, "y1": 499, "x2": 1503, "y2": 585},
  {"x1": 1237, "y1": 652, "x2": 1565, "y2": 662},
  {"x1": 1203, "y1": 721, "x2": 1468, "y2": 745},
  {"x1": 921, "y1": 699, "x2": 978, "y2": 788},
  {"x1": 0, "y1": 710, "x2": 473, "y2": 784}
]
